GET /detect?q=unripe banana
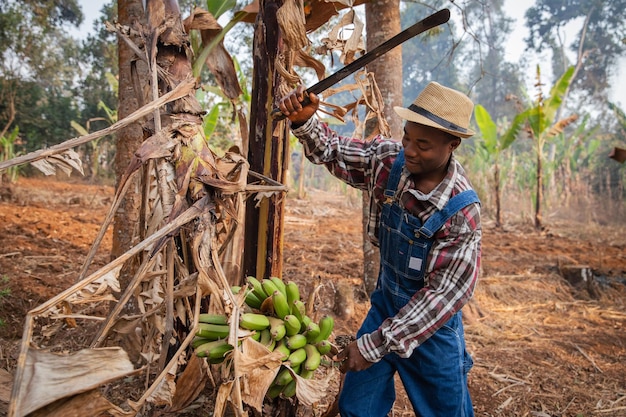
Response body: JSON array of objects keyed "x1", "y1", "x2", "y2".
[
  {"x1": 288, "y1": 347, "x2": 307, "y2": 367},
  {"x1": 207, "y1": 341, "x2": 234, "y2": 364},
  {"x1": 269, "y1": 276, "x2": 287, "y2": 298},
  {"x1": 196, "y1": 323, "x2": 230, "y2": 340},
  {"x1": 283, "y1": 314, "x2": 301, "y2": 337},
  {"x1": 282, "y1": 379, "x2": 297, "y2": 398},
  {"x1": 286, "y1": 334, "x2": 307, "y2": 350},
  {"x1": 291, "y1": 299, "x2": 306, "y2": 322},
  {"x1": 303, "y1": 343, "x2": 321, "y2": 371},
  {"x1": 231, "y1": 285, "x2": 241, "y2": 294},
  {"x1": 315, "y1": 339, "x2": 332, "y2": 355},
  {"x1": 198, "y1": 313, "x2": 228, "y2": 325},
  {"x1": 285, "y1": 281, "x2": 300, "y2": 306},
  {"x1": 304, "y1": 321, "x2": 321, "y2": 343},
  {"x1": 274, "y1": 340, "x2": 291, "y2": 361},
  {"x1": 262, "y1": 279, "x2": 280, "y2": 299},
  {"x1": 246, "y1": 276, "x2": 267, "y2": 301},
  {"x1": 260, "y1": 328, "x2": 272, "y2": 346},
  {"x1": 315, "y1": 315, "x2": 335, "y2": 343},
  {"x1": 250, "y1": 331, "x2": 261, "y2": 342},
  {"x1": 194, "y1": 339, "x2": 232, "y2": 359},
  {"x1": 244, "y1": 289, "x2": 263, "y2": 309},
  {"x1": 300, "y1": 315, "x2": 311, "y2": 332},
  {"x1": 299, "y1": 368, "x2": 315, "y2": 379},
  {"x1": 240, "y1": 313, "x2": 270, "y2": 330},
  {"x1": 267, "y1": 316, "x2": 286, "y2": 341},
  {"x1": 272, "y1": 290, "x2": 290, "y2": 319},
  {"x1": 275, "y1": 366, "x2": 293, "y2": 385},
  {"x1": 266, "y1": 382, "x2": 284, "y2": 399},
  {"x1": 192, "y1": 336, "x2": 212, "y2": 349}
]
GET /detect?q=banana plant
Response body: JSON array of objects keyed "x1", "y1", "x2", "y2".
[
  {"x1": 0, "y1": 127, "x2": 21, "y2": 184},
  {"x1": 474, "y1": 104, "x2": 525, "y2": 228},
  {"x1": 518, "y1": 65, "x2": 576, "y2": 229}
]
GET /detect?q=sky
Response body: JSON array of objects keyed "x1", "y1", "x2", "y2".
[{"x1": 75, "y1": 0, "x2": 625, "y2": 106}]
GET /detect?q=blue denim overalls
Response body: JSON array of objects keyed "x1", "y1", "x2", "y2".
[{"x1": 339, "y1": 150, "x2": 479, "y2": 417}]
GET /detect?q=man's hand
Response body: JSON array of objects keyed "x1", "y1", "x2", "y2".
[
  {"x1": 277, "y1": 85, "x2": 320, "y2": 125},
  {"x1": 334, "y1": 340, "x2": 373, "y2": 373}
]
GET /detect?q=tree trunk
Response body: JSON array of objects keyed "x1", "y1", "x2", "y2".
[
  {"x1": 494, "y1": 162, "x2": 502, "y2": 228},
  {"x1": 362, "y1": 0, "x2": 402, "y2": 295},
  {"x1": 535, "y1": 148, "x2": 543, "y2": 229},
  {"x1": 244, "y1": 0, "x2": 288, "y2": 280},
  {"x1": 113, "y1": 0, "x2": 148, "y2": 277}
]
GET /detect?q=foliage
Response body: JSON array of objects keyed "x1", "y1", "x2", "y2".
[
  {"x1": 525, "y1": 0, "x2": 626, "y2": 102},
  {"x1": 0, "y1": 274, "x2": 10, "y2": 327},
  {"x1": 0, "y1": 127, "x2": 21, "y2": 183}
]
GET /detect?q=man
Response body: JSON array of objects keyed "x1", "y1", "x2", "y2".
[{"x1": 278, "y1": 81, "x2": 481, "y2": 417}]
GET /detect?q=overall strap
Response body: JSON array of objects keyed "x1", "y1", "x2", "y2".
[
  {"x1": 418, "y1": 189, "x2": 480, "y2": 238},
  {"x1": 384, "y1": 150, "x2": 405, "y2": 201}
]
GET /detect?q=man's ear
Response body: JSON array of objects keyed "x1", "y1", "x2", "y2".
[{"x1": 449, "y1": 137, "x2": 461, "y2": 151}]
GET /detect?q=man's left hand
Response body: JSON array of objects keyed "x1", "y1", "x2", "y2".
[{"x1": 334, "y1": 341, "x2": 373, "y2": 373}]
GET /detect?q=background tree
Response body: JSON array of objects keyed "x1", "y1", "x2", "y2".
[{"x1": 525, "y1": 0, "x2": 626, "y2": 105}]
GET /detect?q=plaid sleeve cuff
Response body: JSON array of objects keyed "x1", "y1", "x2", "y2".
[
  {"x1": 291, "y1": 117, "x2": 316, "y2": 134},
  {"x1": 357, "y1": 329, "x2": 386, "y2": 363}
]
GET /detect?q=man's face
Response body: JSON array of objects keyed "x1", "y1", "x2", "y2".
[{"x1": 401, "y1": 121, "x2": 460, "y2": 176}]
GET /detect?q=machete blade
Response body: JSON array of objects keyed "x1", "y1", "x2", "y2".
[{"x1": 273, "y1": 8, "x2": 451, "y2": 119}]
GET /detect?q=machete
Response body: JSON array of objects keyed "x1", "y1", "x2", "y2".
[{"x1": 273, "y1": 8, "x2": 451, "y2": 119}]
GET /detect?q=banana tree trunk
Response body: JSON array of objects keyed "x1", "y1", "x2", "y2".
[{"x1": 244, "y1": 0, "x2": 288, "y2": 280}]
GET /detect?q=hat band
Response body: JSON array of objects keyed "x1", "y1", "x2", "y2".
[{"x1": 408, "y1": 104, "x2": 468, "y2": 135}]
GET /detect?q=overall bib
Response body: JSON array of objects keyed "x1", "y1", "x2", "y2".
[{"x1": 339, "y1": 150, "x2": 479, "y2": 417}]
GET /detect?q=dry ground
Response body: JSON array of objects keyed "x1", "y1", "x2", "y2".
[{"x1": 1, "y1": 176, "x2": 625, "y2": 416}]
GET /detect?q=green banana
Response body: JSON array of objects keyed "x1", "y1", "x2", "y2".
[
  {"x1": 244, "y1": 289, "x2": 263, "y2": 309},
  {"x1": 299, "y1": 368, "x2": 315, "y2": 379},
  {"x1": 270, "y1": 276, "x2": 287, "y2": 298},
  {"x1": 231, "y1": 285, "x2": 241, "y2": 294},
  {"x1": 300, "y1": 315, "x2": 311, "y2": 332},
  {"x1": 262, "y1": 279, "x2": 280, "y2": 299},
  {"x1": 246, "y1": 276, "x2": 267, "y2": 301},
  {"x1": 192, "y1": 336, "x2": 212, "y2": 349},
  {"x1": 196, "y1": 323, "x2": 230, "y2": 340},
  {"x1": 282, "y1": 379, "x2": 297, "y2": 398},
  {"x1": 198, "y1": 313, "x2": 228, "y2": 325},
  {"x1": 266, "y1": 382, "x2": 284, "y2": 399},
  {"x1": 304, "y1": 321, "x2": 321, "y2": 343},
  {"x1": 274, "y1": 340, "x2": 291, "y2": 361},
  {"x1": 195, "y1": 339, "x2": 233, "y2": 359},
  {"x1": 286, "y1": 334, "x2": 307, "y2": 350},
  {"x1": 303, "y1": 343, "x2": 321, "y2": 371},
  {"x1": 207, "y1": 342, "x2": 234, "y2": 364},
  {"x1": 267, "y1": 316, "x2": 287, "y2": 341},
  {"x1": 285, "y1": 281, "x2": 300, "y2": 306},
  {"x1": 316, "y1": 315, "x2": 334, "y2": 342},
  {"x1": 259, "y1": 328, "x2": 273, "y2": 347},
  {"x1": 272, "y1": 290, "x2": 290, "y2": 319},
  {"x1": 275, "y1": 366, "x2": 294, "y2": 385},
  {"x1": 283, "y1": 314, "x2": 301, "y2": 337},
  {"x1": 240, "y1": 313, "x2": 270, "y2": 330},
  {"x1": 315, "y1": 339, "x2": 332, "y2": 355},
  {"x1": 291, "y1": 299, "x2": 306, "y2": 322},
  {"x1": 288, "y1": 347, "x2": 307, "y2": 367}
]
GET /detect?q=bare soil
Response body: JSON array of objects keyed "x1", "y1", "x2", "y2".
[{"x1": 1, "y1": 177, "x2": 626, "y2": 417}]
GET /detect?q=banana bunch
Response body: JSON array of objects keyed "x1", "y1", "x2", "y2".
[
  {"x1": 240, "y1": 276, "x2": 335, "y2": 399},
  {"x1": 192, "y1": 313, "x2": 234, "y2": 364},
  {"x1": 192, "y1": 276, "x2": 335, "y2": 399}
]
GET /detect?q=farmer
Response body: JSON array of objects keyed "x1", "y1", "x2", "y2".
[{"x1": 277, "y1": 81, "x2": 481, "y2": 417}]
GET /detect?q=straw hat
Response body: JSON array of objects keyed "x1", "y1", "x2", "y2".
[{"x1": 394, "y1": 82, "x2": 475, "y2": 138}]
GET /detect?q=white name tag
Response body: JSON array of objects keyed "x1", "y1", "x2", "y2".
[{"x1": 409, "y1": 256, "x2": 423, "y2": 271}]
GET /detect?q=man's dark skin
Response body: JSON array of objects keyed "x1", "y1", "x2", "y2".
[{"x1": 278, "y1": 85, "x2": 462, "y2": 373}]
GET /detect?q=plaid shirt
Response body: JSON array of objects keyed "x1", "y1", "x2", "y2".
[{"x1": 292, "y1": 118, "x2": 482, "y2": 362}]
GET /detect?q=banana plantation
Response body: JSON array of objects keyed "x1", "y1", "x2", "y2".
[{"x1": 0, "y1": 0, "x2": 625, "y2": 416}]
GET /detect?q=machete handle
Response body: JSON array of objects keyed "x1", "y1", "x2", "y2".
[{"x1": 271, "y1": 92, "x2": 312, "y2": 121}]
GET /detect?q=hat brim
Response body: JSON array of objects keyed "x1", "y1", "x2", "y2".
[{"x1": 394, "y1": 106, "x2": 475, "y2": 138}]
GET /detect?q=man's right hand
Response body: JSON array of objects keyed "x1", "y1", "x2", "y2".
[{"x1": 277, "y1": 85, "x2": 320, "y2": 125}]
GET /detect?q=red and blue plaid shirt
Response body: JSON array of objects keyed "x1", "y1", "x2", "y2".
[{"x1": 292, "y1": 118, "x2": 482, "y2": 362}]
